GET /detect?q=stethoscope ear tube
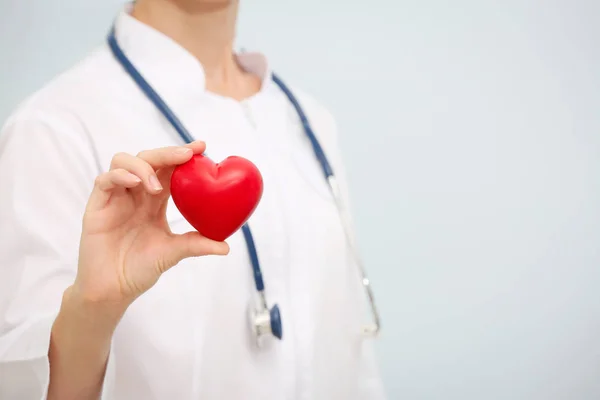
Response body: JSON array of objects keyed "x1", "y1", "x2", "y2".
[
  {"x1": 327, "y1": 176, "x2": 381, "y2": 337},
  {"x1": 107, "y1": 27, "x2": 195, "y2": 144},
  {"x1": 272, "y1": 75, "x2": 381, "y2": 339}
]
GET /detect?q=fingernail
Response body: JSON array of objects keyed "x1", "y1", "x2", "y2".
[
  {"x1": 174, "y1": 147, "x2": 192, "y2": 155},
  {"x1": 149, "y1": 175, "x2": 162, "y2": 191}
]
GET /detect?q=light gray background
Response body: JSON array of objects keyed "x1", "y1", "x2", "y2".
[{"x1": 1, "y1": 1, "x2": 599, "y2": 399}]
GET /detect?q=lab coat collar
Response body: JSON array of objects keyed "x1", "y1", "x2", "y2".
[{"x1": 112, "y1": 6, "x2": 273, "y2": 103}]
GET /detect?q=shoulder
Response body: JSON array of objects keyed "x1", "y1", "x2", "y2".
[
  {"x1": 2, "y1": 45, "x2": 117, "y2": 134},
  {"x1": 288, "y1": 85, "x2": 338, "y2": 133},
  {"x1": 270, "y1": 77, "x2": 353, "y2": 182},
  {"x1": 0, "y1": 46, "x2": 118, "y2": 172},
  {"x1": 273, "y1": 79, "x2": 341, "y2": 153}
]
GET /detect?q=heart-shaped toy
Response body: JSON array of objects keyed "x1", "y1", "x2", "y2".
[{"x1": 170, "y1": 154, "x2": 264, "y2": 242}]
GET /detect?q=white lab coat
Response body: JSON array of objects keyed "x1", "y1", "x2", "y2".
[{"x1": 0, "y1": 8, "x2": 385, "y2": 400}]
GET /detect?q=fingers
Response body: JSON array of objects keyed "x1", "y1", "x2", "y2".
[
  {"x1": 135, "y1": 147, "x2": 192, "y2": 171},
  {"x1": 88, "y1": 142, "x2": 206, "y2": 212},
  {"x1": 136, "y1": 140, "x2": 205, "y2": 170},
  {"x1": 110, "y1": 143, "x2": 202, "y2": 194},
  {"x1": 110, "y1": 152, "x2": 165, "y2": 194},
  {"x1": 176, "y1": 232, "x2": 230, "y2": 257},
  {"x1": 160, "y1": 232, "x2": 230, "y2": 271},
  {"x1": 183, "y1": 140, "x2": 206, "y2": 154},
  {"x1": 152, "y1": 166, "x2": 177, "y2": 205},
  {"x1": 95, "y1": 168, "x2": 142, "y2": 191},
  {"x1": 86, "y1": 169, "x2": 143, "y2": 211}
]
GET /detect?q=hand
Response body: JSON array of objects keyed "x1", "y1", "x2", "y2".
[{"x1": 72, "y1": 141, "x2": 229, "y2": 311}]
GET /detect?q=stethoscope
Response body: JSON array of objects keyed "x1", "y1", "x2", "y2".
[{"x1": 107, "y1": 26, "x2": 381, "y2": 344}]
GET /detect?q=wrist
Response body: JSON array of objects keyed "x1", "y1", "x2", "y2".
[
  {"x1": 61, "y1": 285, "x2": 128, "y2": 332},
  {"x1": 49, "y1": 286, "x2": 121, "y2": 400}
]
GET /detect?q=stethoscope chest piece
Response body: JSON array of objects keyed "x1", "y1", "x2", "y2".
[{"x1": 249, "y1": 299, "x2": 283, "y2": 347}]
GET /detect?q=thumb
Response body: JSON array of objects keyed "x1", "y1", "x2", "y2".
[{"x1": 161, "y1": 231, "x2": 230, "y2": 268}]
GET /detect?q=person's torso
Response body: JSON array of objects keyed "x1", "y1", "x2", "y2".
[{"x1": 33, "y1": 46, "x2": 368, "y2": 399}]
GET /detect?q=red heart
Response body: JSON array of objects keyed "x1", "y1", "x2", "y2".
[{"x1": 170, "y1": 154, "x2": 263, "y2": 241}]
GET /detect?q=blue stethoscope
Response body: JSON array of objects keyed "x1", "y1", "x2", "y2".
[{"x1": 107, "y1": 26, "x2": 380, "y2": 344}]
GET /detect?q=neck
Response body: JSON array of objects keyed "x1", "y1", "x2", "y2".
[{"x1": 131, "y1": 0, "x2": 258, "y2": 98}]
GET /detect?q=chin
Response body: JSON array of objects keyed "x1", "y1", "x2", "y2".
[
  {"x1": 170, "y1": 0, "x2": 237, "y2": 11},
  {"x1": 180, "y1": 0, "x2": 236, "y2": 7},
  {"x1": 182, "y1": 0, "x2": 235, "y2": 4}
]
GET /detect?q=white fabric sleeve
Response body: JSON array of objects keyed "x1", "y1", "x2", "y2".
[{"x1": 0, "y1": 112, "x2": 108, "y2": 399}]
